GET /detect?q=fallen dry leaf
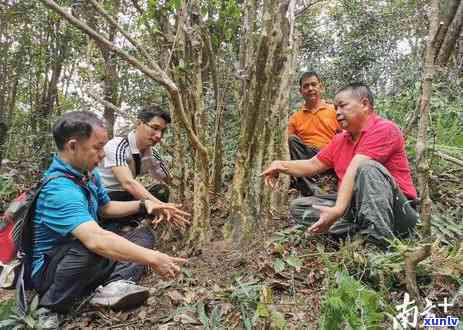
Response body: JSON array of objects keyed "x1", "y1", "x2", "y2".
[
  {"x1": 166, "y1": 289, "x2": 185, "y2": 305},
  {"x1": 173, "y1": 311, "x2": 200, "y2": 325}
]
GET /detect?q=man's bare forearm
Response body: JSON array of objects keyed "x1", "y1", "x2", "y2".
[
  {"x1": 123, "y1": 179, "x2": 161, "y2": 203},
  {"x1": 100, "y1": 200, "x2": 140, "y2": 219},
  {"x1": 278, "y1": 157, "x2": 328, "y2": 177},
  {"x1": 333, "y1": 155, "x2": 371, "y2": 214},
  {"x1": 91, "y1": 229, "x2": 158, "y2": 263}
]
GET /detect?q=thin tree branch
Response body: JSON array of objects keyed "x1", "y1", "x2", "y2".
[
  {"x1": 436, "y1": 1, "x2": 463, "y2": 66},
  {"x1": 295, "y1": 0, "x2": 324, "y2": 17},
  {"x1": 433, "y1": 0, "x2": 459, "y2": 54},
  {"x1": 88, "y1": 0, "x2": 153, "y2": 64},
  {"x1": 88, "y1": 92, "x2": 120, "y2": 113},
  {"x1": 39, "y1": 0, "x2": 208, "y2": 159},
  {"x1": 165, "y1": 10, "x2": 185, "y2": 71},
  {"x1": 130, "y1": 0, "x2": 143, "y2": 14},
  {"x1": 435, "y1": 150, "x2": 463, "y2": 167}
]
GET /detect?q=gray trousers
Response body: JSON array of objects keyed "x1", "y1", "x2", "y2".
[
  {"x1": 288, "y1": 135, "x2": 337, "y2": 196},
  {"x1": 289, "y1": 160, "x2": 418, "y2": 245}
]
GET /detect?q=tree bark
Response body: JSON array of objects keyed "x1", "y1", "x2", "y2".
[
  {"x1": 436, "y1": 1, "x2": 463, "y2": 66},
  {"x1": 33, "y1": 23, "x2": 72, "y2": 170},
  {"x1": 227, "y1": 0, "x2": 296, "y2": 247},
  {"x1": 170, "y1": 105, "x2": 186, "y2": 203},
  {"x1": 405, "y1": 0, "x2": 439, "y2": 305},
  {"x1": 99, "y1": 0, "x2": 121, "y2": 138},
  {"x1": 209, "y1": 39, "x2": 226, "y2": 195},
  {"x1": 184, "y1": 0, "x2": 211, "y2": 244}
]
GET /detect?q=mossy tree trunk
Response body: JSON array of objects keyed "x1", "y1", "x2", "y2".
[
  {"x1": 99, "y1": 0, "x2": 121, "y2": 139},
  {"x1": 227, "y1": 0, "x2": 297, "y2": 247}
]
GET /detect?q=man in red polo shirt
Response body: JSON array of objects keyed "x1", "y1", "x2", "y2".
[{"x1": 263, "y1": 82, "x2": 418, "y2": 247}]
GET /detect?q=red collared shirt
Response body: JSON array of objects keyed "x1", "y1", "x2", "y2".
[{"x1": 317, "y1": 114, "x2": 417, "y2": 199}]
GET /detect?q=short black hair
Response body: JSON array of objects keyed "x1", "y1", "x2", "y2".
[
  {"x1": 299, "y1": 71, "x2": 321, "y2": 87},
  {"x1": 137, "y1": 105, "x2": 171, "y2": 124},
  {"x1": 52, "y1": 111, "x2": 105, "y2": 151},
  {"x1": 336, "y1": 82, "x2": 374, "y2": 108}
]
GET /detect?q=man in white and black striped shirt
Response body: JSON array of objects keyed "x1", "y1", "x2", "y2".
[{"x1": 99, "y1": 107, "x2": 172, "y2": 204}]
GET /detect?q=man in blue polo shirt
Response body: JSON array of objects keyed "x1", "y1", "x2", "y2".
[{"x1": 32, "y1": 111, "x2": 189, "y2": 327}]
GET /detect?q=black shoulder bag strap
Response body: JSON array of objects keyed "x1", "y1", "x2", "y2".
[
  {"x1": 123, "y1": 135, "x2": 141, "y2": 178},
  {"x1": 133, "y1": 153, "x2": 141, "y2": 177}
]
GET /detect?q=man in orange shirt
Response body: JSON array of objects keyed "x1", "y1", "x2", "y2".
[{"x1": 288, "y1": 71, "x2": 340, "y2": 196}]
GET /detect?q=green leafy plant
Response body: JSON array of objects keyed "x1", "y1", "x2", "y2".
[
  {"x1": 319, "y1": 271, "x2": 385, "y2": 330},
  {"x1": 0, "y1": 295, "x2": 41, "y2": 329},
  {"x1": 270, "y1": 226, "x2": 304, "y2": 245},
  {"x1": 0, "y1": 175, "x2": 18, "y2": 211},
  {"x1": 0, "y1": 299, "x2": 15, "y2": 322},
  {"x1": 197, "y1": 302, "x2": 225, "y2": 330},
  {"x1": 229, "y1": 277, "x2": 262, "y2": 330}
]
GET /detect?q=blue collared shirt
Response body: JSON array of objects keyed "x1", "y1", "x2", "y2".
[{"x1": 32, "y1": 155, "x2": 110, "y2": 277}]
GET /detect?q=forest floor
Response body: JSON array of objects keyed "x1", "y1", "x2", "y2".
[{"x1": 0, "y1": 161, "x2": 462, "y2": 329}]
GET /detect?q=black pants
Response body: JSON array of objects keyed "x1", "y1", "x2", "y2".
[
  {"x1": 108, "y1": 184, "x2": 170, "y2": 203},
  {"x1": 33, "y1": 226, "x2": 155, "y2": 313},
  {"x1": 288, "y1": 135, "x2": 337, "y2": 196},
  {"x1": 106, "y1": 184, "x2": 170, "y2": 228}
]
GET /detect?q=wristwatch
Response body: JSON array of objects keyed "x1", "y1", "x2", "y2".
[{"x1": 139, "y1": 199, "x2": 147, "y2": 216}]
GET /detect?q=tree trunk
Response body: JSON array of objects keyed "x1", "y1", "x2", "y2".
[
  {"x1": 170, "y1": 105, "x2": 186, "y2": 203},
  {"x1": 185, "y1": 0, "x2": 211, "y2": 245},
  {"x1": 211, "y1": 95, "x2": 225, "y2": 194},
  {"x1": 32, "y1": 23, "x2": 71, "y2": 169},
  {"x1": 100, "y1": 0, "x2": 121, "y2": 138},
  {"x1": 436, "y1": 1, "x2": 463, "y2": 66},
  {"x1": 227, "y1": 0, "x2": 296, "y2": 247},
  {"x1": 267, "y1": 0, "x2": 297, "y2": 219},
  {"x1": 405, "y1": 0, "x2": 461, "y2": 306}
]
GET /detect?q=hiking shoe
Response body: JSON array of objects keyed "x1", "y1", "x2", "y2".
[
  {"x1": 89, "y1": 279, "x2": 149, "y2": 310},
  {"x1": 36, "y1": 307, "x2": 61, "y2": 330}
]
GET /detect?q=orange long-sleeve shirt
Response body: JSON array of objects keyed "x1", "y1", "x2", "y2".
[{"x1": 288, "y1": 102, "x2": 341, "y2": 149}]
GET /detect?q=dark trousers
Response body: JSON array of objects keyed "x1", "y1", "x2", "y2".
[
  {"x1": 288, "y1": 135, "x2": 336, "y2": 196},
  {"x1": 108, "y1": 184, "x2": 170, "y2": 203},
  {"x1": 33, "y1": 226, "x2": 155, "y2": 313},
  {"x1": 106, "y1": 184, "x2": 170, "y2": 228},
  {"x1": 289, "y1": 160, "x2": 418, "y2": 246}
]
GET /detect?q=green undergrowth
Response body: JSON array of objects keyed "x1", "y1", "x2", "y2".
[
  {"x1": 319, "y1": 269, "x2": 386, "y2": 329},
  {"x1": 0, "y1": 299, "x2": 15, "y2": 322},
  {"x1": 0, "y1": 295, "x2": 43, "y2": 329}
]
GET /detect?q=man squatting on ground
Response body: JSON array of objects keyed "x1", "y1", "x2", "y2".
[
  {"x1": 288, "y1": 71, "x2": 341, "y2": 196},
  {"x1": 99, "y1": 106, "x2": 171, "y2": 204},
  {"x1": 31, "y1": 111, "x2": 189, "y2": 320},
  {"x1": 263, "y1": 82, "x2": 419, "y2": 247},
  {"x1": 98, "y1": 106, "x2": 183, "y2": 228}
]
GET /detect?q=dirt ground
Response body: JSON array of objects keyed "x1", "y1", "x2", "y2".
[
  {"x1": 1, "y1": 165, "x2": 462, "y2": 329},
  {"x1": 45, "y1": 198, "x2": 332, "y2": 329}
]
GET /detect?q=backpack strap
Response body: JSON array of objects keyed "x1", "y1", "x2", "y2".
[
  {"x1": 124, "y1": 135, "x2": 142, "y2": 178},
  {"x1": 133, "y1": 153, "x2": 141, "y2": 177}
]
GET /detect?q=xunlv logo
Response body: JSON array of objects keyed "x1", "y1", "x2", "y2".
[{"x1": 424, "y1": 316, "x2": 460, "y2": 327}]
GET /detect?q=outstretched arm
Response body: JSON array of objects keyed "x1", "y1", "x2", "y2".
[
  {"x1": 109, "y1": 166, "x2": 189, "y2": 228},
  {"x1": 73, "y1": 221, "x2": 187, "y2": 279},
  {"x1": 112, "y1": 166, "x2": 161, "y2": 202},
  {"x1": 100, "y1": 199, "x2": 190, "y2": 229},
  {"x1": 261, "y1": 156, "x2": 330, "y2": 187}
]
